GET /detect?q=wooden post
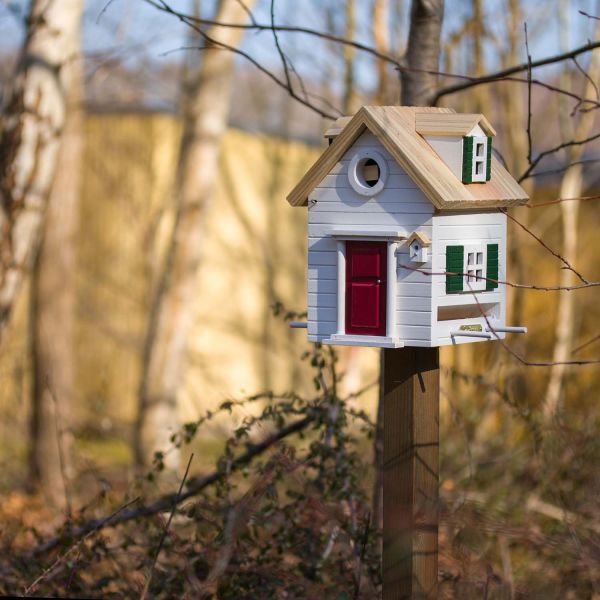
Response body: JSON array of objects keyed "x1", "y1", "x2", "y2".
[{"x1": 383, "y1": 347, "x2": 439, "y2": 599}]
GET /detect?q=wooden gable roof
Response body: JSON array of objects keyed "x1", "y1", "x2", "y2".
[{"x1": 287, "y1": 106, "x2": 528, "y2": 210}]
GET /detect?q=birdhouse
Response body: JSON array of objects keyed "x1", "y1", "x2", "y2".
[
  {"x1": 407, "y1": 231, "x2": 430, "y2": 263},
  {"x1": 287, "y1": 107, "x2": 529, "y2": 348}
]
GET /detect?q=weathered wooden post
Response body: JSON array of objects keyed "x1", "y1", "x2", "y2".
[
  {"x1": 383, "y1": 347, "x2": 439, "y2": 599},
  {"x1": 286, "y1": 105, "x2": 528, "y2": 598}
]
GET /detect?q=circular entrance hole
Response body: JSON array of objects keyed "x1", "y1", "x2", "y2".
[
  {"x1": 360, "y1": 158, "x2": 381, "y2": 187},
  {"x1": 348, "y1": 150, "x2": 388, "y2": 197}
]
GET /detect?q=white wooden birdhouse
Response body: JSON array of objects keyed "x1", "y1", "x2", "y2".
[{"x1": 287, "y1": 107, "x2": 529, "y2": 348}]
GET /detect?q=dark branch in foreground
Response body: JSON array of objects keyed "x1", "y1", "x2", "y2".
[{"x1": 29, "y1": 415, "x2": 315, "y2": 557}]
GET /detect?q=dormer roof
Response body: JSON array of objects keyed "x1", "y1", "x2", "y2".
[
  {"x1": 406, "y1": 231, "x2": 431, "y2": 247},
  {"x1": 415, "y1": 112, "x2": 496, "y2": 137},
  {"x1": 287, "y1": 106, "x2": 528, "y2": 210}
]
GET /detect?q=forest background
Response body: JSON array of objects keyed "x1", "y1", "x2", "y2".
[{"x1": 0, "y1": 0, "x2": 599, "y2": 597}]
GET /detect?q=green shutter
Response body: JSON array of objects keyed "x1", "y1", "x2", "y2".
[
  {"x1": 446, "y1": 245, "x2": 464, "y2": 294},
  {"x1": 486, "y1": 244, "x2": 499, "y2": 290},
  {"x1": 462, "y1": 136, "x2": 473, "y2": 183},
  {"x1": 485, "y1": 136, "x2": 492, "y2": 181}
]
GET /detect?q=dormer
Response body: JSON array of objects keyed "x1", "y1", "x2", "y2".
[{"x1": 415, "y1": 113, "x2": 496, "y2": 184}]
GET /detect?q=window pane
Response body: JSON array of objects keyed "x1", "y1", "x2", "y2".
[
  {"x1": 477, "y1": 252, "x2": 483, "y2": 264},
  {"x1": 475, "y1": 161, "x2": 483, "y2": 175},
  {"x1": 476, "y1": 143, "x2": 484, "y2": 157},
  {"x1": 467, "y1": 253, "x2": 474, "y2": 265},
  {"x1": 476, "y1": 269, "x2": 482, "y2": 280}
]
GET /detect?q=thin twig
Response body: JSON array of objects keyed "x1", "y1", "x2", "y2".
[
  {"x1": 499, "y1": 208, "x2": 589, "y2": 284},
  {"x1": 518, "y1": 131, "x2": 600, "y2": 182},
  {"x1": 572, "y1": 333, "x2": 600, "y2": 354},
  {"x1": 524, "y1": 22, "x2": 533, "y2": 167},
  {"x1": 527, "y1": 194, "x2": 600, "y2": 207},
  {"x1": 140, "y1": 453, "x2": 194, "y2": 600},
  {"x1": 24, "y1": 496, "x2": 141, "y2": 596}
]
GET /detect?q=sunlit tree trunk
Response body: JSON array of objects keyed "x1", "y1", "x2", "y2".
[
  {"x1": 544, "y1": 14, "x2": 600, "y2": 419},
  {"x1": 134, "y1": 0, "x2": 257, "y2": 469},
  {"x1": 343, "y1": 0, "x2": 359, "y2": 114},
  {"x1": 373, "y1": 0, "x2": 392, "y2": 105},
  {"x1": 0, "y1": 0, "x2": 84, "y2": 345},
  {"x1": 29, "y1": 19, "x2": 84, "y2": 510}
]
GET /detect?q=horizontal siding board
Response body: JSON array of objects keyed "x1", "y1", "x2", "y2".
[
  {"x1": 397, "y1": 325, "x2": 431, "y2": 340},
  {"x1": 396, "y1": 282, "x2": 432, "y2": 297},
  {"x1": 396, "y1": 310, "x2": 431, "y2": 326},
  {"x1": 434, "y1": 211, "x2": 504, "y2": 225},
  {"x1": 308, "y1": 307, "x2": 337, "y2": 322},
  {"x1": 308, "y1": 211, "x2": 433, "y2": 226},
  {"x1": 435, "y1": 225, "x2": 503, "y2": 240},
  {"x1": 309, "y1": 265, "x2": 337, "y2": 280},
  {"x1": 318, "y1": 173, "x2": 417, "y2": 190},
  {"x1": 309, "y1": 187, "x2": 427, "y2": 204},
  {"x1": 308, "y1": 236, "x2": 337, "y2": 251},
  {"x1": 308, "y1": 321, "x2": 337, "y2": 336},
  {"x1": 308, "y1": 293, "x2": 336, "y2": 308},
  {"x1": 397, "y1": 268, "x2": 433, "y2": 284},
  {"x1": 309, "y1": 200, "x2": 435, "y2": 215},
  {"x1": 308, "y1": 279, "x2": 337, "y2": 294},
  {"x1": 308, "y1": 251, "x2": 337, "y2": 266},
  {"x1": 328, "y1": 159, "x2": 410, "y2": 176},
  {"x1": 397, "y1": 296, "x2": 433, "y2": 311}
]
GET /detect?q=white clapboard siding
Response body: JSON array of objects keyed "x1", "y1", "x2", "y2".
[
  {"x1": 309, "y1": 187, "x2": 426, "y2": 204},
  {"x1": 308, "y1": 236, "x2": 337, "y2": 251},
  {"x1": 351, "y1": 132, "x2": 387, "y2": 147},
  {"x1": 431, "y1": 210, "x2": 507, "y2": 345},
  {"x1": 307, "y1": 130, "x2": 435, "y2": 347},
  {"x1": 308, "y1": 265, "x2": 337, "y2": 280},
  {"x1": 309, "y1": 212, "x2": 433, "y2": 226},
  {"x1": 329, "y1": 159, "x2": 413, "y2": 176},
  {"x1": 397, "y1": 296, "x2": 435, "y2": 312},
  {"x1": 318, "y1": 173, "x2": 417, "y2": 190},
  {"x1": 310, "y1": 200, "x2": 435, "y2": 215},
  {"x1": 396, "y1": 310, "x2": 431, "y2": 326},
  {"x1": 308, "y1": 251, "x2": 337, "y2": 266},
  {"x1": 308, "y1": 293, "x2": 336, "y2": 308},
  {"x1": 308, "y1": 279, "x2": 337, "y2": 294}
]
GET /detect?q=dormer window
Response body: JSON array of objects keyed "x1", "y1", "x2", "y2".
[{"x1": 462, "y1": 135, "x2": 492, "y2": 183}]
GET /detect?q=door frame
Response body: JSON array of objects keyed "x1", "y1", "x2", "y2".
[
  {"x1": 330, "y1": 234, "x2": 400, "y2": 346},
  {"x1": 345, "y1": 240, "x2": 388, "y2": 336}
]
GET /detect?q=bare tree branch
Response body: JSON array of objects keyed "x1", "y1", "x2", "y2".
[
  {"x1": 29, "y1": 415, "x2": 314, "y2": 557},
  {"x1": 433, "y1": 39, "x2": 600, "y2": 103}
]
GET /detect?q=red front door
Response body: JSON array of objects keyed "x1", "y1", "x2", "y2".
[{"x1": 345, "y1": 241, "x2": 387, "y2": 336}]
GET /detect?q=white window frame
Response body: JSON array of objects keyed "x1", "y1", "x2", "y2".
[
  {"x1": 464, "y1": 244, "x2": 487, "y2": 291},
  {"x1": 471, "y1": 136, "x2": 488, "y2": 183}
]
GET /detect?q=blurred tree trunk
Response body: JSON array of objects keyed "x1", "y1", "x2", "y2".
[
  {"x1": 0, "y1": 0, "x2": 84, "y2": 345},
  {"x1": 134, "y1": 0, "x2": 256, "y2": 469},
  {"x1": 29, "y1": 9, "x2": 84, "y2": 510},
  {"x1": 544, "y1": 14, "x2": 600, "y2": 419},
  {"x1": 470, "y1": 0, "x2": 491, "y2": 113},
  {"x1": 400, "y1": 0, "x2": 444, "y2": 106},
  {"x1": 373, "y1": 0, "x2": 392, "y2": 105},
  {"x1": 343, "y1": 0, "x2": 359, "y2": 114},
  {"x1": 373, "y1": 0, "x2": 444, "y2": 533}
]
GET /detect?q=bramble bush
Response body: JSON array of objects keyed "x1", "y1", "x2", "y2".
[{"x1": 1, "y1": 332, "x2": 382, "y2": 599}]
